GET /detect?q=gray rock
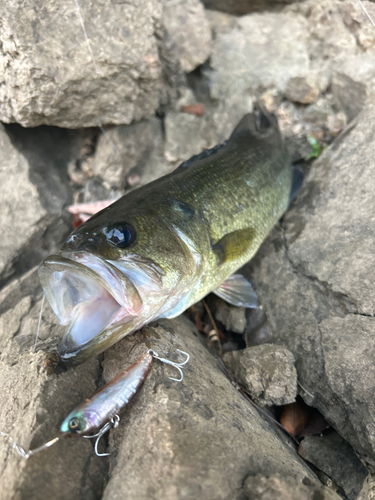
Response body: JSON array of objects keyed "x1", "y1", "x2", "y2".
[
  {"x1": 331, "y1": 72, "x2": 366, "y2": 122},
  {"x1": 0, "y1": 0, "x2": 164, "y2": 128},
  {"x1": 244, "y1": 307, "x2": 273, "y2": 347},
  {"x1": 207, "y1": 295, "x2": 247, "y2": 334},
  {"x1": 161, "y1": 0, "x2": 211, "y2": 73},
  {"x1": 244, "y1": 104, "x2": 375, "y2": 468},
  {"x1": 209, "y1": 12, "x2": 309, "y2": 95},
  {"x1": 284, "y1": 71, "x2": 329, "y2": 105},
  {"x1": 243, "y1": 473, "x2": 341, "y2": 500},
  {"x1": 0, "y1": 272, "x2": 106, "y2": 500},
  {"x1": 101, "y1": 318, "x2": 316, "y2": 499},
  {"x1": 83, "y1": 177, "x2": 111, "y2": 204},
  {"x1": 0, "y1": 272, "x2": 317, "y2": 499},
  {"x1": 290, "y1": 0, "x2": 375, "y2": 99},
  {"x1": 304, "y1": 98, "x2": 335, "y2": 123},
  {"x1": 284, "y1": 77, "x2": 319, "y2": 105},
  {"x1": 0, "y1": 124, "x2": 46, "y2": 276},
  {"x1": 299, "y1": 433, "x2": 368, "y2": 500},
  {"x1": 206, "y1": 11, "x2": 309, "y2": 140},
  {"x1": 92, "y1": 118, "x2": 163, "y2": 189},
  {"x1": 164, "y1": 111, "x2": 212, "y2": 163},
  {"x1": 224, "y1": 344, "x2": 297, "y2": 407}
]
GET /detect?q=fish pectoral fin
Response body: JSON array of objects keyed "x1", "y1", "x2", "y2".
[
  {"x1": 212, "y1": 227, "x2": 256, "y2": 265},
  {"x1": 213, "y1": 274, "x2": 259, "y2": 308}
]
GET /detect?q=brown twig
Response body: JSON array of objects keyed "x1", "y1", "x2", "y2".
[{"x1": 202, "y1": 299, "x2": 222, "y2": 353}]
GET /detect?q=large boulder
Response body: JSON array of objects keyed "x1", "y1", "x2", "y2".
[
  {"x1": 0, "y1": 270, "x2": 318, "y2": 500},
  {"x1": 0, "y1": 0, "x2": 164, "y2": 128},
  {"x1": 101, "y1": 318, "x2": 317, "y2": 499},
  {"x1": 0, "y1": 269, "x2": 106, "y2": 500},
  {"x1": 245, "y1": 104, "x2": 375, "y2": 469},
  {"x1": 0, "y1": 0, "x2": 211, "y2": 128}
]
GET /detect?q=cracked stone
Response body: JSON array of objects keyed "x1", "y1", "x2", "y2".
[
  {"x1": 298, "y1": 432, "x2": 368, "y2": 500},
  {"x1": 224, "y1": 344, "x2": 297, "y2": 406},
  {"x1": 244, "y1": 103, "x2": 375, "y2": 468},
  {"x1": 100, "y1": 319, "x2": 317, "y2": 499},
  {"x1": 0, "y1": 0, "x2": 164, "y2": 128}
]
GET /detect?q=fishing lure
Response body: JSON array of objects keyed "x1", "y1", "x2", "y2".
[{"x1": 2, "y1": 348, "x2": 189, "y2": 459}]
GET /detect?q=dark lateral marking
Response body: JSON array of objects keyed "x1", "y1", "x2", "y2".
[{"x1": 212, "y1": 227, "x2": 256, "y2": 265}]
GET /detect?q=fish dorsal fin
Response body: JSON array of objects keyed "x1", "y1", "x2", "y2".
[
  {"x1": 213, "y1": 274, "x2": 259, "y2": 308},
  {"x1": 176, "y1": 142, "x2": 227, "y2": 171},
  {"x1": 288, "y1": 167, "x2": 304, "y2": 208},
  {"x1": 211, "y1": 228, "x2": 256, "y2": 265}
]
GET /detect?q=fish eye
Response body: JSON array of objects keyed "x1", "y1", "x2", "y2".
[
  {"x1": 104, "y1": 223, "x2": 136, "y2": 249},
  {"x1": 69, "y1": 417, "x2": 82, "y2": 431}
]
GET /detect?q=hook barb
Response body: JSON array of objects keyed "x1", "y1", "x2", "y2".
[
  {"x1": 148, "y1": 349, "x2": 190, "y2": 382},
  {"x1": 83, "y1": 415, "x2": 120, "y2": 457}
]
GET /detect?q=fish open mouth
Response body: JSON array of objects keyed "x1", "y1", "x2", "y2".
[{"x1": 39, "y1": 253, "x2": 143, "y2": 349}]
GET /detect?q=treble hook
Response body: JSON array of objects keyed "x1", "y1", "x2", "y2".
[
  {"x1": 83, "y1": 414, "x2": 120, "y2": 457},
  {"x1": 148, "y1": 349, "x2": 190, "y2": 382}
]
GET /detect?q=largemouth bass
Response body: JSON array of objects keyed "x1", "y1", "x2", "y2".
[{"x1": 39, "y1": 104, "x2": 295, "y2": 365}]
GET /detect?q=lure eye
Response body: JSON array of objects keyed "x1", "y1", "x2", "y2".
[
  {"x1": 104, "y1": 223, "x2": 136, "y2": 249},
  {"x1": 68, "y1": 417, "x2": 82, "y2": 431}
]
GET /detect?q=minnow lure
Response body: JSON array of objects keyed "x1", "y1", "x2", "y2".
[{"x1": 2, "y1": 349, "x2": 189, "y2": 459}]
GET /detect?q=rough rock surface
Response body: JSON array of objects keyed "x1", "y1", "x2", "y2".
[
  {"x1": 245, "y1": 104, "x2": 375, "y2": 468},
  {"x1": 0, "y1": 273, "x2": 317, "y2": 500},
  {"x1": 0, "y1": 123, "x2": 91, "y2": 288},
  {"x1": 0, "y1": 270, "x2": 106, "y2": 500},
  {"x1": 243, "y1": 473, "x2": 341, "y2": 500},
  {"x1": 1, "y1": 0, "x2": 375, "y2": 496},
  {"x1": 224, "y1": 344, "x2": 297, "y2": 406},
  {"x1": 203, "y1": 1, "x2": 375, "y2": 161},
  {"x1": 208, "y1": 295, "x2": 247, "y2": 334},
  {"x1": 0, "y1": 0, "x2": 213, "y2": 129},
  {"x1": 0, "y1": 0, "x2": 164, "y2": 128},
  {"x1": 91, "y1": 117, "x2": 171, "y2": 190},
  {"x1": 164, "y1": 111, "x2": 211, "y2": 163},
  {"x1": 299, "y1": 433, "x2": 368, "y2": 500},
  {"x1": 162, "y1": 0, "x2": 211, "y2": 73},
  {"x1": 101, "y1": 319, "x2": 315, "y2": 500},
  {"x1": 206, "y1": 11, "x2": 309, "y2": 140},
  {"x1": 0, "y1": 124, "x2": 46, "y2": 276}
]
